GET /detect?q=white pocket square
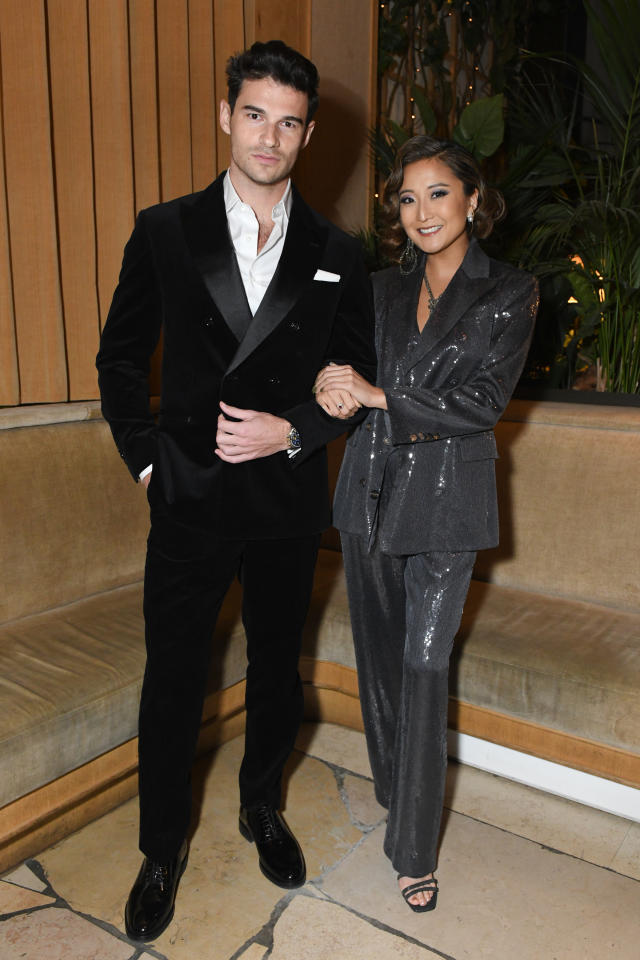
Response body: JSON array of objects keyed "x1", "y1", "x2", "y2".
[{"x1": 314, "y1": 269, "x2": 341, "y2": 283}]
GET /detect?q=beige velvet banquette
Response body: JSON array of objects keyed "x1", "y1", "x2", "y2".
[{"x1": 1, "y1": 398, "x2": 639, "y2": 872}]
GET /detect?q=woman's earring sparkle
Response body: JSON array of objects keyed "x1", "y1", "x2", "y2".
[{"x1": 399, "y1": 238, "x2": 418, "y2": 275}]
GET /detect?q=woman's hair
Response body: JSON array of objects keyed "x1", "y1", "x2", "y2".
[{"x1": 380, "y1": 135, "x2": 506, "y2": 262}]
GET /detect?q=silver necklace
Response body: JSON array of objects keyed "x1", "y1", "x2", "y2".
[{"x1": 423, "y1": 271, "x2": 441, "y2": 312}]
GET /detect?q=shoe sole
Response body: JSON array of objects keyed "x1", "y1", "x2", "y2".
[{"x1": 238, "y1": 817, "x2": 306, "y2": 889}]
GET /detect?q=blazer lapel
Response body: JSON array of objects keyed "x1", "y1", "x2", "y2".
[
  {"x1": 405, "y1": 240, "x2": 499, "y2": 372},
  {"x1": 226, "y1": 188, "x2": 325, "y2": 374},
  {"x1": 181, "y1": 175, "x2": 252, "y2": 343}
]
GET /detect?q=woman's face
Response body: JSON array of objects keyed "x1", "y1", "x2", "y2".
[{"x1": 399, "y1": 157, "x2": 477, "y2": 261}]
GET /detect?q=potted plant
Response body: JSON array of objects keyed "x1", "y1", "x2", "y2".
[{"x1": 504, "y1": 0, "x2": 640, "y2": 398}]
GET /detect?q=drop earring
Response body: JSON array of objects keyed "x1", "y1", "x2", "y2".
[{"x1": 399, "y1": 238, "x2": 418, "y2": 275}]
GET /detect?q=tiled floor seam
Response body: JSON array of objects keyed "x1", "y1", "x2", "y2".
[
  {"x1": 332, "y1": 766, "x2": 388, "y2": 834},
  {"x1": 306, "y1": 888, "x2": 458, "y2": 960},
  {"x1": 443, "y1": 806, "x2": 640, "y2": 882},
  {"x1": 5, "y1": 858, "x2": 171, "y2": 960},
  {"x1": 226, "y1": 889, "x2": 296, "y2": 959},
  {"x1": 610, "y1": 821, "x2": 634, "y2": 865},
  {"x1": 296, "y1": 751, "x2": 388, "y2": 835}
]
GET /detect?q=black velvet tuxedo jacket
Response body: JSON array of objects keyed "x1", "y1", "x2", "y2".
[
  {"x1": 333, "y1": 241, "x2": 538, "y2": 554},
  {"x1": 97, "y1": 173, "x2": 376, "y2": 540}
]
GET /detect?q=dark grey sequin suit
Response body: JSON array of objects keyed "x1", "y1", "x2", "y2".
[{"x1": 334, "y1": 240, "x2": 539, "y2": 876}]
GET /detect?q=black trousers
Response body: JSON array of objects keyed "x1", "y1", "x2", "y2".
[
  {"x1": 138, "y1": 513, "x2": 320, "y2": 861},
  {"x1": 341, "y1": 533, "x2": 476, "y2": 877}
]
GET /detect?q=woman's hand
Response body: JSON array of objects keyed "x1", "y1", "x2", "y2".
[
  {"x1": 314, "y1": 364, "x2": 387, "y2": 410},
  {"x1": 315, "y1": 387, "x2": 360, "y2": 419}
]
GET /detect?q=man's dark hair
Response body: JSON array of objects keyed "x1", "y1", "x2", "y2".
[{"x1": 226, "y1": 40, "x2": 319, "y2": 124}]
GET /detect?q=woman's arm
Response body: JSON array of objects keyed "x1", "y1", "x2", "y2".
[
  {"x1": 313, "y1": 366, "x2": 387, "y2": 411},
  {"x1": 314, "y1": 272, "x2": 538, "y2": 441},
  {"x1": 384, "y1": 275, "x2": 539, "y2": 443}
]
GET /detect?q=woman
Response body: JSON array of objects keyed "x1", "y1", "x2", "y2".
[{"x1": 314, "y1": 136, "x2": 538, "y2": 912}]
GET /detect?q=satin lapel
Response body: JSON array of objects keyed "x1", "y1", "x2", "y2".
[
  {"x1": 181, "y1": 176, "x2": 251, "y2": 343},
  {"x1": 404, "y1": 241, "x2": 498, "y2": 372},
  {"x1": 226, "y1": 189, "x2": 325, "y2": 374}
]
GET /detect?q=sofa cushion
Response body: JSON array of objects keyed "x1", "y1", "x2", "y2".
[
  {"x1": 0, "y1": 413, "x2": 149, "y2": 624},
  {"x1": 475, "y1": 402, "x2": 640, "y2": 613},
  {"x1": 453, "y1": 580, "x2": 640, "y2": 753},
  {"x1": 303, "y1": 563, "x2": 640, "y2": 756},
  {"x1": 0, "y1": 549, "x2": 345, "y2": 808},
  {"x1": 0, "y1": 581, "x2": 249, "y2": 808}
]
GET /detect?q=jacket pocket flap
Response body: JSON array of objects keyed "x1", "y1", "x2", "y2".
[{"x1": 459, "y1": 432, "x2": 498, "y2": 462}]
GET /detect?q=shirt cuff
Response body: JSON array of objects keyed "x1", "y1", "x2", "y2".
[{"x1": 139, "y1": 464, "x2": 153, "y2": 481}]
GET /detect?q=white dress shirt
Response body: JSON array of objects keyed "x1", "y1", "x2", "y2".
[{"x1": 223, "y1": 170, "x2": 292, "y2": 315}]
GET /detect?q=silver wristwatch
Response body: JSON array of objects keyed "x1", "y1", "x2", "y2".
[{"x1": 287, "y1": 425, "x2": 302, "y2": 451}]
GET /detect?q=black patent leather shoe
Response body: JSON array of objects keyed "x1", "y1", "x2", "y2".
[
  {"x1": 124, "y1": 840, "x2": 188, "y2": 941},
  {"x1": 239, "y1": 803, "x2": 306, "y2": 888}
]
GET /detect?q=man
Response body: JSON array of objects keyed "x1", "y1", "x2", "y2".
[{"x1": 96, "y1": 40, "x2": 375, "y2": 942}]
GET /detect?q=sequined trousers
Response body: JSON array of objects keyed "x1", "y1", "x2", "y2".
[{"x1": 341, "y1": 533, "x2": 476, "y2": 877}]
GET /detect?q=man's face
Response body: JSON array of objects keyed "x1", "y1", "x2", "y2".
[{"x1": 219, "y1": 77, "x2": 314, "y2": 192}]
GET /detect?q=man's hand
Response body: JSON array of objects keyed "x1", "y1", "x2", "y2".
[
  {"x1": 315, "y1": 387, "x2": 360, "y2": 419},
  {"x1": 141, "y1": 471, "x2": 152, "y2": 489},
  {"x1": 215, "y1": 401, "x2": 291, "y2": 463}
]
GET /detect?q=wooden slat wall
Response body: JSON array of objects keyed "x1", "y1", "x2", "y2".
[
  {"x1": 0, "y1": 39, "x2": 19, "y2": 407},
  {"x1": 48, "y1": 0, "x2": 100, "y2": 400},
  {"x1": 0, "y1": 0, "x2": 67, "y2": 403},
  {"x1": 0, "y1": 0, "x2": 374, "y2": 407}
]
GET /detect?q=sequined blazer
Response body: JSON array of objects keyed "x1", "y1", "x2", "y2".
[{"x1": 333, "y1": 240, "x2": 539, "y2": 553}]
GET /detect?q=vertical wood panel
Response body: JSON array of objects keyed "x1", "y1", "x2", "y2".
[
  {"x1": 129, "y1": 0, "x2": 161, "y2": 213},
  {"x1": 157, "y1": 0, "x2": 193, "y2": 200},
  {"x1": 213, "y1": 0, "x2": 245, "y2": 172},
  {"x1": 299, "y1": 0, "x2": 377, "y2": 231},
  {"x1": 47, "y1": 0, "x2": 100, "y2": 400},
  {"x1": 88, "y1": 0, "x2": 135, "y2": 329},
  {"x1": 0, "y1": 0, "x2": 67, "y2": 402},
  {"x1": 189, "y1": 0, "x2": 218, "y2": 190},
  {"x1": 245, "y1": 0, "x2": 311, "y2": 55},
  {"x1": 0, "y1": 0, "x2": 377, "y2": 408},
  {"x1": 0, "y1": 49, "x2": 20, "y2": 406}
]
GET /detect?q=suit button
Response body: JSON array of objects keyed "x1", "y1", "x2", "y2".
[
  {"x1": 227, "y1": 373, "x2": 239, "y2": 382},
  {"x1": 365, "y1": 423, "x2": 372, "y2": 431},
  {"x1": 267, "y1": 376, "x2": 280, "y2": 385},
  {"x1": 359, "y1": 478, "x2": 366, "y2": 487},
  {"x1": 289, "y1": 320, "x2": 301, "y2": 331},
  {"x1": 370, "y1": 490, "x2": 379, "y2": 500},
  {"x1": 203, "y1": 316, "x2": 214, "y2": 327},
  {"x1": 383, "y1": 436, "x2": 392, "y2": 445}
]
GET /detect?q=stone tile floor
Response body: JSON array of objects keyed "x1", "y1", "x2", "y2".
[{"x1": 2, "y1": 722, "x2": 639, "y2": 959}]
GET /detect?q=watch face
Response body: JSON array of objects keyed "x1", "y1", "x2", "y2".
[{"x1": 289, "y1": 426, "x2": 301, "y2": 449}]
